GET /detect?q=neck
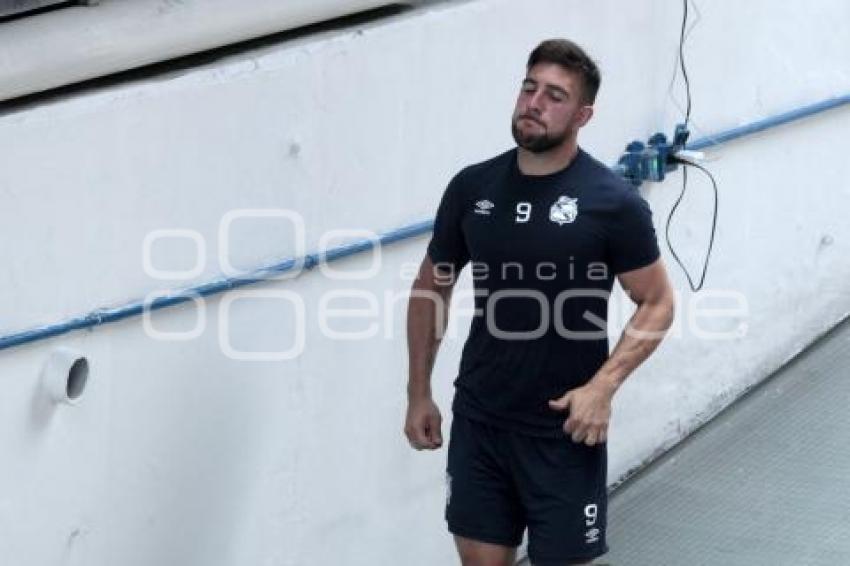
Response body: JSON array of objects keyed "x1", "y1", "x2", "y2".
[{"x1": 516, "y1": 139, "x2": 579, "y2": 176}]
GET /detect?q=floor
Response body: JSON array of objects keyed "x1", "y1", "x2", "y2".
[{"x1": 519, "y1": 315, "x2": 850, "y2": 565}]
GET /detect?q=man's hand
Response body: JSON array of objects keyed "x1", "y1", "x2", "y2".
[
  {"x1": 548, "y1": 381, "x2": 615, "y2": 446},
  {"x1": 404, "y1": 396, "x2": 443, "y2": 450}
]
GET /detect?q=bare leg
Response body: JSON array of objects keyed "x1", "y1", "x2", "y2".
[
  {"x1": 453, "y1": 535, "x2": 517, "y2": 566},
  {"x1": 527, "y1": 559, "x2": 593, "y2": 565}
]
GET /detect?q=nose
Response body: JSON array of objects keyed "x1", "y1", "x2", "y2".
[{"x1": 526, "y1": 90, "x2": 544, "y2": 116}]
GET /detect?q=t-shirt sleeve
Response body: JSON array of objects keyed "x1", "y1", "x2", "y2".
[
  {"x1": 606, "y1": 188, "x2": 661, "y2": 275},
  {"x1": 426, "y1": 171, "x2": 470, "y2": 272}
]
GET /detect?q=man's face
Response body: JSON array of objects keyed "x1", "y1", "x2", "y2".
[{"x1": 511, "y1": 63, "x2": 593, "y2": 153}]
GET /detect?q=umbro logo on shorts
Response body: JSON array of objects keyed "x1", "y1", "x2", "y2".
[{"x1": 584, "y1": 503, "x2": 600, "y2": 544}]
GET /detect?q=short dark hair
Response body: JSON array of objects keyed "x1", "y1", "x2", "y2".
[{"x1": 527, "y1": 39, "x2": 601, "y2": 105}]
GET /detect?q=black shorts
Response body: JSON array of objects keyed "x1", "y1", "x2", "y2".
[{"x1": 445, "y1": 412, "x2": 609, "y2": 565}]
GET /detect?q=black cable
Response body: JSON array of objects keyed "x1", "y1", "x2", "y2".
[
  {"x1": 662, "y1": 0, "x2": 716, "y2": 292},
  {"x1": 679, "y1": 0, "x2": 692, "y2": 124},
  {"x1": 665, "y1": 158, "x2": 718, "y2": 292}
]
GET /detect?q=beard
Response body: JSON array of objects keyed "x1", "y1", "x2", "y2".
[{"x1": 511, "y1": 116, "x2": 569, "y2": 153}]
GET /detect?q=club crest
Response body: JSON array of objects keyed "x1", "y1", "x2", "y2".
[{"x1": 549, "y1": 196, "x2": 578, "y2": 225}]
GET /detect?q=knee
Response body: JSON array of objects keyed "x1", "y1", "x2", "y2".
[
  {"x1": 454, "y1": 536, "x2": 516, "y2": 566},
  {"x1": 460, "y1": 557, "x2": 514, "y2": 566},
  {"x1": 530, "y1": 560, "x2": 593, "y2": 565},
  {"x1": 458, "y1": 549, "x2": 512, "y2": 566}
]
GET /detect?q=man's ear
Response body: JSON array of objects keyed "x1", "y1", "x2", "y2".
[{"x1": 577, "y1": 105, "x2": 594, "y2": 128}]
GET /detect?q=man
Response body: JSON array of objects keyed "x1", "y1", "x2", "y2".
[{"x1": 405, "y1": 39, "x2": 676, "y2": 566}]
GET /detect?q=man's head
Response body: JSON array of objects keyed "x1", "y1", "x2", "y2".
[{"x1": 511, "y1": 39, "x2": 600, "y2": 153}]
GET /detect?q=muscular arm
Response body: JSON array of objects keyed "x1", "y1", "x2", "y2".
[
  {"x1": 549, "y1": 258, "x2": 676, "y2": 445},
  {"x1": 592, "y1": 258, "x2": 676, "y2": 394},
  {"x1": 404, "y1": 255, "x2": 456, "y2": 450}
]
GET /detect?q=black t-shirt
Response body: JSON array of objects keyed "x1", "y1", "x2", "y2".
[{"x1": 426, "y1": 146, "x2": 661, "y2": 437}]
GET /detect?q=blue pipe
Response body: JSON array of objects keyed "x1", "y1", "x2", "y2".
[
  {"x1": 687, "y1": 94, "x2": 850, "y2": 150},
  {"x1": 1, "y1": 94, "x2": 848, "y2": 352},
  {"x1": 0, "y1": 220, "x2": 434, "y2": 351}
]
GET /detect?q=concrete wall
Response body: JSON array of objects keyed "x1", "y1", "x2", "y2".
[
  {"x1": 0, "y1": 0, "x2": 399, "y2": 101},
  {"x1": 0, "y1": 0, "x2": 848, "y2": 564}
]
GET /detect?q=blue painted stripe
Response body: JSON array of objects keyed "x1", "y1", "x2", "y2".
[{"x1": 1, "y1": 95, "x2": 848, "y2": 352}]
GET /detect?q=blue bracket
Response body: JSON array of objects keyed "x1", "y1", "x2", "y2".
[{"x1": 617, "y1": 123, "x2": 690, "y2": 186}]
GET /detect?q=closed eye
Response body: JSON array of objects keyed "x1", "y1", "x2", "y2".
[{"x1": 521, "y1": 79, "x2": 569, "y2": 102}]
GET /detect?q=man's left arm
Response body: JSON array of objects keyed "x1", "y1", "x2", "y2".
[{"x1": 548, "y1": 258, "x2": 676, "y2": 445}]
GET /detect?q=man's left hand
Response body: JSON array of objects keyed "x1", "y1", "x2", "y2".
[{"x1": 548, "y1": 381, "x2": 614, "y2": 446}]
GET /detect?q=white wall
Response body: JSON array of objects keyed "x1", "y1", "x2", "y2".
[
  {"x1": 0, "y1": 0, "x2": 398, "y2": 101},
  {"x1": 0, "y1": 0, "x2": 848, "y2": 564}
]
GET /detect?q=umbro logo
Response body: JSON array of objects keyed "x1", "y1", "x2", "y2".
[
  {"x1": 584, "y1": 503, "x2": 600, "y2": 544},
  {"x1": 474, "y1": 199, "x2": 495, "y2": 215}
]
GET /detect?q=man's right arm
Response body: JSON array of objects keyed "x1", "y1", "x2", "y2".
[{"x1": 404, "y1": 255, "x2": 456, "y2": 450}]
